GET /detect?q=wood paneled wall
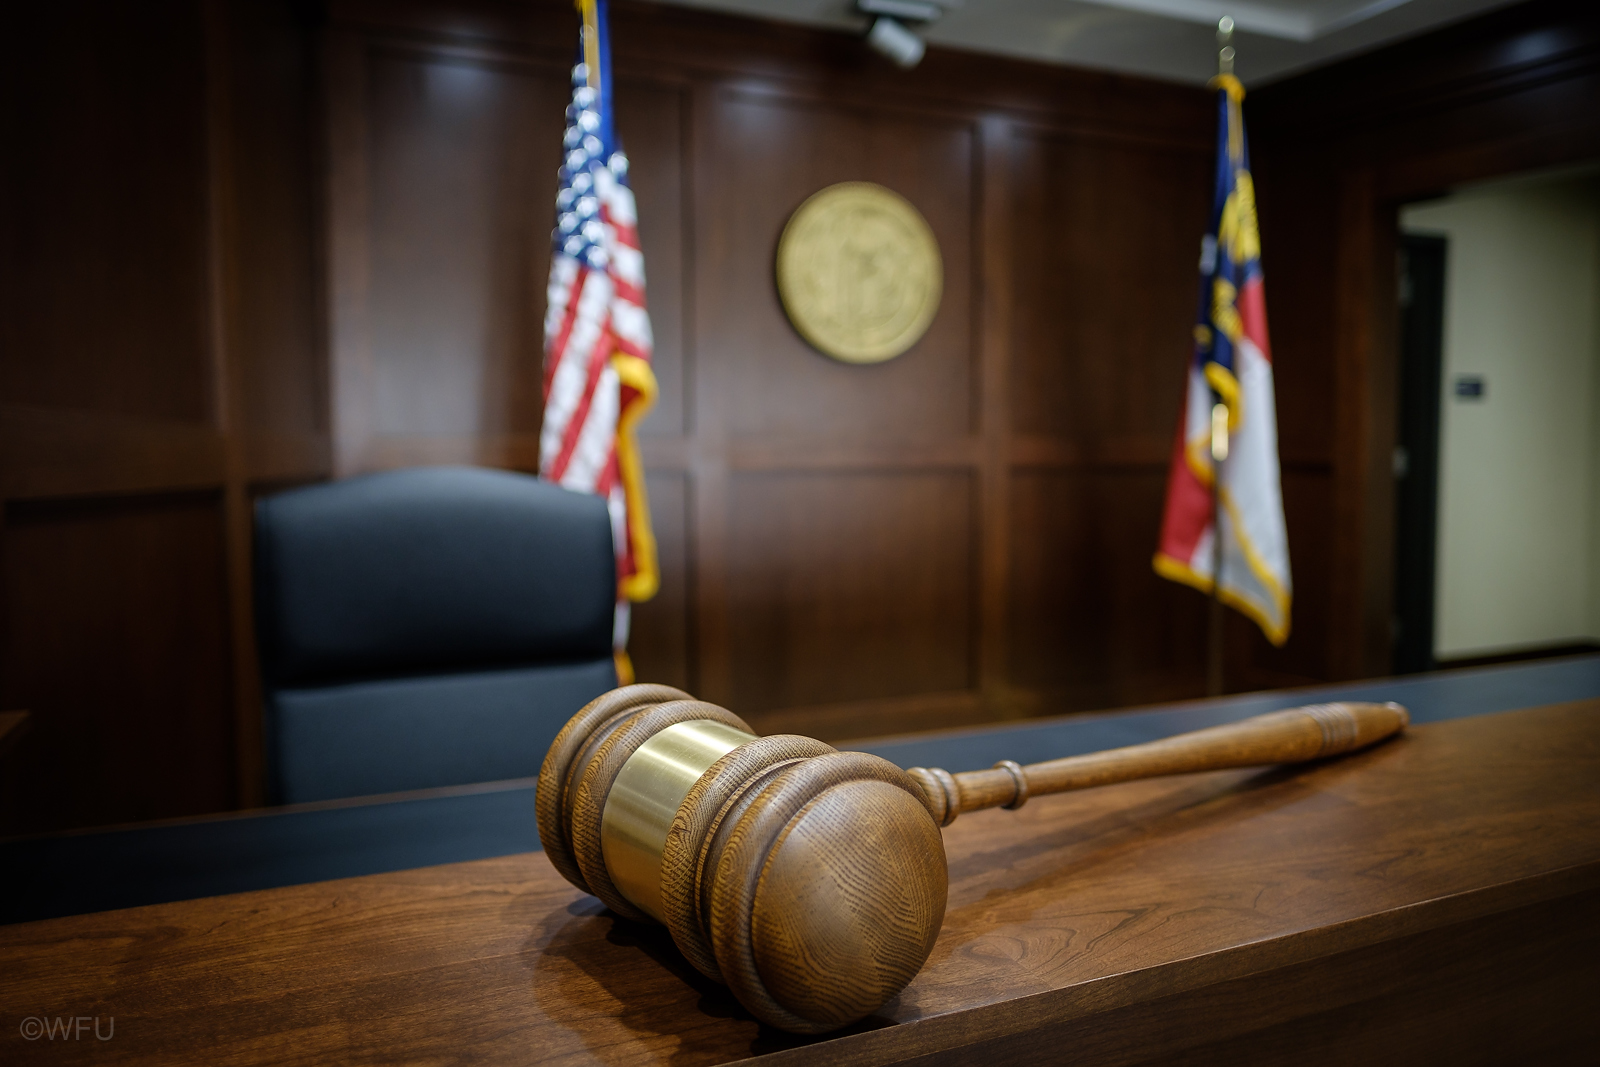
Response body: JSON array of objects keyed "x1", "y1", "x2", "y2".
[
  {"x1": 0, "y1": 0, "x2": 325, "y2": 833},
  {"x1": 4, "y1": 0, "x2": 1595, "y2": 833},
  {"x1": 317, "y1": 0, "x2": 1238, "y2": 742}
]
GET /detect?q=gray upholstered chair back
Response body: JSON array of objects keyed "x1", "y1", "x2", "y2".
[{"x1": 254, "y1": 466, "x2": 616, "y2": 803}]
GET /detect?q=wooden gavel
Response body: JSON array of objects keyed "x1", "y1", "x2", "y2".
[{"x1": 536, "y1": 684, "x2": 1409, "y2": 1034}]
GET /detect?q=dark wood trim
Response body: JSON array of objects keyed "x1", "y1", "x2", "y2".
[
  {"x1": 1328, "y1": 167, "x2": 1382, "y2": 679},
  {"x1": 688, "y1": 77, "x2": 730, "y2": 706},
  {"x1": 242, "y1": 432, "x2": 333, "y2": 484},
  {"x1": 359, "y1": 435, "x2": 542, "y2": 473},
  {"x1": 324, "y1": 25, "x2": 375, "y2": 478},
  {"x1": 1007, "y1": 435, "x2": 1169, "y2": 468},
  {"x1": 202, "y1": 0, "x2": 262, "y2": 809},
  {"x1": 0, "y1": 405, "x2": 229, "y2": 501},
  {"x1": 728, "y1": 439, "x2": 982, "y2": 472},
  {"x1": 977, "y1": 115, "x2": 1014, "y2": 708}
]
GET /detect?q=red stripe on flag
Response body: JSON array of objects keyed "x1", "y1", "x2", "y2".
[
  {"x1": 1238, "y1": 275, "x2": 1271, "y2": 363},
  {"x1": 609, "y1": 222, "x2": 639, "y2": 249},
  {"x1": 1156, "y1": 411, "x2": 1213, "y2": 565},
  {"x1": 544, "y1": 265, "x2": 587, "y2": 398},
  {"x1": 547, "y1": 327, "x2": 614, "y2": 483},
  {"x1": 612, "y1": 279, "x2": 645, "y2": 307}
]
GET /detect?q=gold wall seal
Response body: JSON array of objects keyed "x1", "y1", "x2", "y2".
[{"x1": 776, "y1": 182, "x2": 942, "y2": 364}]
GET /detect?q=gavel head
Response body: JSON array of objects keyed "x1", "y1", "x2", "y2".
[{"x1": 536, "y1": 684, "x2": 948, "y2": 1033}]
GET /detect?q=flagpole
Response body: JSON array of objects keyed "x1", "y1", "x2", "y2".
[{"x1": 1206, "y1": 16, "x2": 1236, "y2": 699}]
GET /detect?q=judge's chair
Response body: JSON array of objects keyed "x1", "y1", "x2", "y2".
[{"x1": 254, "y1": 466, "x2": 618, "y2": 804}]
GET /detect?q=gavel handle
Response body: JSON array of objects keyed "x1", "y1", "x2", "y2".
[{"x1": 907, "y1": 701, "x2": 1409, "y2": 826}]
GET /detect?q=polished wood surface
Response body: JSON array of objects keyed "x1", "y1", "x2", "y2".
[
  {"x1": 4, "y1": 700, "x2": 1596, "y2": 1064},
  {"x1": 912, "y1": 701, "x2": 1409, "y2": 821}
]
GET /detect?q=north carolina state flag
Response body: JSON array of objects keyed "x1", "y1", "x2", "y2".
[{"x1": 1154, "y1": 74, "x2": 1291, "y2": 646}]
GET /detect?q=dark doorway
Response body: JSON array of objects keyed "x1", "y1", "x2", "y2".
[{"x1": 1393, "y1": 234, "x2": 1447, "y2": 674}]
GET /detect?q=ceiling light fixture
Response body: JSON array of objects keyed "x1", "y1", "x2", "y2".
[{"x1": 857, "y1": 0, "x2": 960, "y2": 69}]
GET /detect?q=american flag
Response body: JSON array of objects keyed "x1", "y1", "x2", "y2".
[{"x1": 541, "y1": 0, "x2": 659, "y2": 675}]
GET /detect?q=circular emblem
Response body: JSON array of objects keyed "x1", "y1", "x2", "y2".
[{"x1": 775, "y1": 182, "x2": 942, "y2": 364}]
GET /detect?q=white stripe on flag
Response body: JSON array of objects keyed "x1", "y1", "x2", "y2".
[
  {"x1": 611, "y1": 300, "x2": 653, "y2": 352},
  {"x1": 544, "y1": 255, "x2": 579, "y2": 339},
  {"x1": 610, "y1": 243, "x2": 645, "y2": 287},
  {"x1": 560, "y1": 362, "x2": 621, "y2": 492},
  {"x1": 540, "y1": 273, "x2": 614, "y2": 474}
]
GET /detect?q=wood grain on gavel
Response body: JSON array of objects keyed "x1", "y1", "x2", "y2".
[{"x1": 536, "y1": 686, "x2": 1409, "y2": 1035}]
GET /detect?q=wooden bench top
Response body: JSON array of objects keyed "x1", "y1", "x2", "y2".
[{"x1": 3, "y1": 699, "x2": 1597, "y2": 1065}]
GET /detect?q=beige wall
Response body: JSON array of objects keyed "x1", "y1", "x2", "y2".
[{"x1": 1402, "y1": 172, "x2": 1600, "y2": 658}]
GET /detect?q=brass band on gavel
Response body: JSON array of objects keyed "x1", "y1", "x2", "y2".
[{"x1": 537, "y1": 684, "x2": 1409, "y2": 1034}]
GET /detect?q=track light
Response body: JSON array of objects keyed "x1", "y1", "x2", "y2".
[
  {"x1": 857, "y1": 0, "x2": 957, "y2": 70},
  {"x1": 867, "y1": 17, "x2": 925, "y2": 68}
]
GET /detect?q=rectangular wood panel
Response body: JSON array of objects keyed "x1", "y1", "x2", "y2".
[
  {"x1": 1008, "y1": 468, "x2": 1209, "y2": 713},
  {"x1": 1009, "y1": 129, "x2": 1209, "y2": 443},
  {"x1": 727, "y1": 471, "x2": 977, "y2": 719},
  {"x1": 0, "y1": 0, "x2": 212, "y2": 424},
  {"x1": 704, "y1": 93, "x2": 978, "y2": 443},
  {"x1": 227, "y1": 0, "x2": 326, "y2": 444},
  {"x1": 364, "y1": 46, "x2": 567, "y2": 448},
  {"x1": 0, "y1": 494, "x2": 234, "y2": 835}
]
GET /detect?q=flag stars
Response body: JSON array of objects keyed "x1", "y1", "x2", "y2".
[{"x1": 552, "y1": 47, "x2": 626, "y2": 264}]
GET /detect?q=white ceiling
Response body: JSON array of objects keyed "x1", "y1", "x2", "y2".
[{"x1": 649, "y1": 0, "x2": 1522, "y2": 85}]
